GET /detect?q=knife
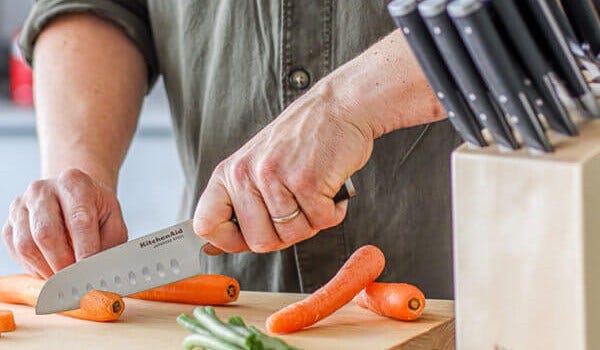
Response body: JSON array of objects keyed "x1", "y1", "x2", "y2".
[
  {"x1": 418, "y1": 0, "x2": 519, "y2": 150},
  {"x1": 483, "y1": 0, "x2": 577, "y2": 136},
  {"x1": 518, "y1": 0, "x2": 600, "y2": 118},
  {"x1": 447, "y1": 0, "x2": 553, "y2": 152},
  {"x1": 388, "y1": 0, "x2": 487, "y2": 148},
  {"x1": 36, "y1": 179, "x2": 356, "y2": 314},
  {"x1": 560, "y1": 0, "x2": 600, "y2": 59}
]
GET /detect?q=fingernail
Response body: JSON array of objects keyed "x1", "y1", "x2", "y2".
[{"x1": 202, "y1": 243, "x2": 225, "y2": 256}]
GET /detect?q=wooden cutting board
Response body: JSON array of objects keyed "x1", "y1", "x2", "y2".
[{"x1": 0, "y1": 292, "x2": 454, "y2": 350}]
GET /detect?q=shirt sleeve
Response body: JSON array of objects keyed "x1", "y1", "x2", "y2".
[{"x1": 19, "y1": 0, "x2": 159, "y2": 91}]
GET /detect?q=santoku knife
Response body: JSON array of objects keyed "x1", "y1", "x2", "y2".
[{"x1": 35, "y1": 179, "x2": 356, "y2": 314}]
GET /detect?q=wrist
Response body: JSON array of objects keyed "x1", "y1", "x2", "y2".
[{"x1": 312, "y1": 74, "x2": 381, "y2": 143}]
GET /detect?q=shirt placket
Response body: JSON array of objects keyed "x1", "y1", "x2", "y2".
[{"x1": 280, "y1": 0, "x2": 348, "y2": 293}]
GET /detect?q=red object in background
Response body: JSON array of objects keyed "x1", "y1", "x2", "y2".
[{"x1": 9, "y1": 30, "x2": 33, "y2": 107}]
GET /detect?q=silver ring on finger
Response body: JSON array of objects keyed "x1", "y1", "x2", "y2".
[{"x1": 271, "y1": 208, "x2": 301, "y2": 224}]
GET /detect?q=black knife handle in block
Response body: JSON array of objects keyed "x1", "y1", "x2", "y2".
[
  {"x1": 520, "y1": 0, "x2": 600, "y2": 118},
  {"x1": 546, "y1": 0, "x2": 584, "y2": 54},
  {"x1": 231, "y1": 178, "x2": 355, "y2": 224},
  {"x1": 448, "y1": 0, "x2": 552, "y2": 152},
  {"x1": 388, "y1": 0, "x2": 487, "y2": 148},
  {"x1": 418, "y1": 0, "x2": 518, "y2": 150},
  {"x1": 561, "y1": 0, "x2": 600, "y2": 58},
  {"x1": 486, "y1": 0, "x2": 577, "y2": 136}
]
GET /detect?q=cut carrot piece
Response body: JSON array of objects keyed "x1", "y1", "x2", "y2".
[
  {"x1": 62, "y1": 290, "x2": 124, "y2": 322},
  {"x1": 129, "y1": 274, "x2": 239, "y2": 305},
  {"x1": 0, "y1": 310, "x2": 16, "y2": 332},
  {"x1": 0, "y1": 274, "x2": 123, "y2": 322},
  {"x1": 354, "y1": 282, "x2": 426, "y2": 321},
  {"x1": 266, "y1": 245, "x2": 385, "y2": 334}
]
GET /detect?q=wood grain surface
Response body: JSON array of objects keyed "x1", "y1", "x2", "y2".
[{"x1": 0, "y1": 291, "x2": 454, "y2": 350}]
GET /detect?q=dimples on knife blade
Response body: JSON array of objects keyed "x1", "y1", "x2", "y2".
[{"x1": 35, "y1": 220, "x2": 206, "y2": 314}]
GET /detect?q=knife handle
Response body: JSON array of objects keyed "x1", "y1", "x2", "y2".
[
  {"x1": 448, "y1": 0, "x2": 552, "y2": 152},
  {"x1": 230, "y1": 178, "x2": 356, "y2": 225},
  {"x1": 519, "y1": 0, "x2": 600, "y2": 117},
  {"x1": 560, "y1": 0, "x2": 600, "y2": 58},
  {"x1": 388, "y1": 0, "x2": 487, "y2": 148},
  {"x1": 418, "y1": 0, "x2": 518, "y2": 150},
  {"x1": 484, "y1": 0, "x2": 577, "y2": 136}
]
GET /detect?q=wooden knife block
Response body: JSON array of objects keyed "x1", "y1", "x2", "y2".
[{"x1": 452, "y1": 120, "x2": 600, "y2": 350}]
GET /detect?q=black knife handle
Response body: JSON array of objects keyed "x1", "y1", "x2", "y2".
[
  {"x1": 520, "y1": 0, "x2": 589, "y2": 98},
  {"x1": 230, "y1": 178, "x2": 355, "y2": 224},
  {"x1": 418, "y1": 0, "x2": 518, "y2": 150},
  {"x1": 546, "y1": 0, "x2": 584, "y2": 55},
  {"x1": 561, "y1": 0, "x2": 600, "y2": 57},
  {"x1": 448, "y1": 0, "x2": 552, "y2": 152},
  {"x1": 552, "y1": 0, "x2": 600, "y2": 57},
  {"x1": 388, "y1": 0, "x2": 487, "y2": 148},
  {"x1": 486, "y1": 0, "x2": 577, "y2": 136}
]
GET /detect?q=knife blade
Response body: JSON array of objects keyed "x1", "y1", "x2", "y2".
[
  {"x1": 36, "y1": 179, "x2": 356, "y2": 314},
  {"x1": 483, "y1": 0, "x2": 578, "y2": 136},
  {"x1": 418, "y1": 0, "x2": 519, "y2": 150},
  {"x1": 447, "y1": 0, "x2": 553, "y2": 152},
  {"x1": 388, "y1": 0, "x2": 487, "y2": 148}
]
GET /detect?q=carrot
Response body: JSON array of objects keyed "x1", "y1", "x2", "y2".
[
  {"x1": 129, "y1": 274, "x2": 239, "y2": 305},
  {"x1": 0, "y1": 274, "x2": 124, "y2": 322},
  {"x1": 61, "y1": 290, "x2": 124, "y2": 322},
  {"x1": 0, "y1": 310, "x2": 16, "y2": 332},
  {"x1": 354, "y1": 282, "x2": 426, "y2": 321},
  {"x1": 266, "y1": 245, "x2": 385, "y2": 334}
]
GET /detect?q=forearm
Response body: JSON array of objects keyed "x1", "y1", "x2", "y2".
[
  {"x1": 318, "y1": 29, "x2": 445, "y2": 140},
  {"x1": 33, "y1": 13, "x2": 147, "y2": 190}
]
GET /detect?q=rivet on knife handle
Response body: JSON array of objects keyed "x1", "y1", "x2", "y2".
[
  {"x1": 418, "y1": 0, "x2": 519, "y2": 150},
  {"x1": 448, "y1": 0, "x2": 553, "y2": 153},
  {"x1": 388, "y1": 0, "x2": 487, "y2": 148}
]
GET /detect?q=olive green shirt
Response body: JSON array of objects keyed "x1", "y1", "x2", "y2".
[{"x1": 21, "y1": 0, "x2": 460, "y2": 299}]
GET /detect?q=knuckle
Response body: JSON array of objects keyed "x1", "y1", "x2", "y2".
[
  {"x1": 68, "y1": 206, "x2": 95, "y2": 229},
  {"x1": 287, "y1": 172, "x2": 317, "y2": 195},
  {"x1": 25, "y1": 180, "x2": 47, "y2": 197},
  {"x1": 8, "y1": 196, "x2": 23, "y2": 216},
  {"x1": 14, "y1": 236, "x2": 36, "y2": 257},
  {"x1": 228, "y1": 158, "x2": 251, "y2": 184},
  {"x1": 193, "y1": 216, "x2": 213, "y2": 237},
  {"x1": 1, "y1": 222, "x2": 11, "y2": 240},
  {"x1": 31, "y1": 223, "x2": 57, "y2": 245},
  {"x1": 255, "y1": 159, "x2": 279, "y2": 184},
  {"x1": 57, "y1": 168, "x2": 88, "y2": 187}
]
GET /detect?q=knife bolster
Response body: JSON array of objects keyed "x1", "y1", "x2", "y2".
[{"x1": 452, "y1": 119, "x2": 600, "y2": 350}]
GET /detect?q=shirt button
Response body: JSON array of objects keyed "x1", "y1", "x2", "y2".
[{"x1": 288, "y1": 69, "x2": 311, "y2": 90}]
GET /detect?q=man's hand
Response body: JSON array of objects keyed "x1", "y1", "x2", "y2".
[
  {"x1": 194, "y1": 83, "x2": 374, "y2": 254},
  {"x1": 2, "y1": 169, "x2": 127, "y2": 278},
  {"x1": 194, "y1": 29, "x2": 445, "y2": 254}
]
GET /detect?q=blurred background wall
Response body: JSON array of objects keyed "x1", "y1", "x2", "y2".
[{"x1": 0, "y1": 1, "x2": 184, "y2": 274}]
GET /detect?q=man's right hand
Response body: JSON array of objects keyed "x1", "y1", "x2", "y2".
[{"x1": 2, "y1": 168, "x2": 128, "y2": 279}]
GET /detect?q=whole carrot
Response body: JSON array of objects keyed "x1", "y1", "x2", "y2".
[
  {"x1": 266, "y1": 245, "x2": 385, "y2": 334},
  {"x1": 129, "y1": 274, "x2": 239, "y2": 305},
  {"x1": 354, "y1": 282, "x2": 425, "y2": 321},
  {"x1": 0, "y1": 274, "x2": 124, "y2": 322}
]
